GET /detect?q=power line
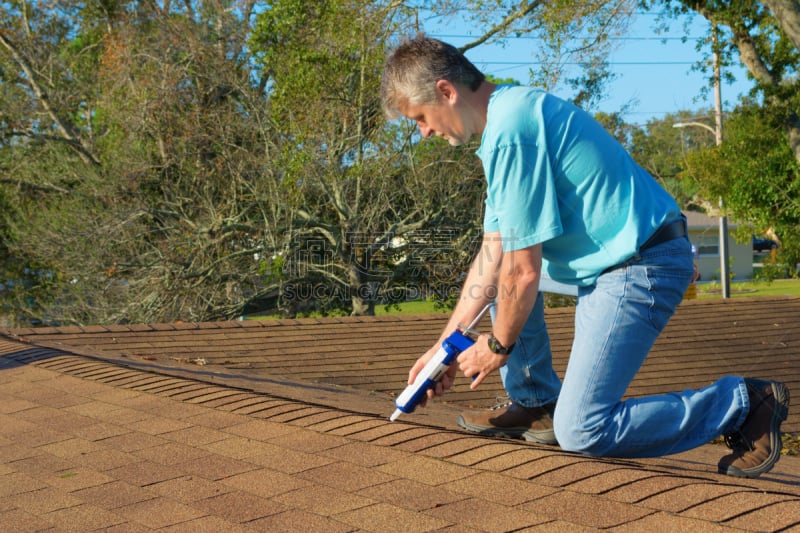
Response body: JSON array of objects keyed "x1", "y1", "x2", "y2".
[
  {"x1": 471, "y1": 60, "x2": 697, "y2": 66},
  {"x1": 432, "y1": 33, "x2": 702, "y2": 42},
  {"x1": 411, "y1": 5, "x2": 679, "y2": 17}
]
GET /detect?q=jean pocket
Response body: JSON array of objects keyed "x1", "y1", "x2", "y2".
[{"x1": 644, "y1": 263, "x2": 693, "y2": 330}]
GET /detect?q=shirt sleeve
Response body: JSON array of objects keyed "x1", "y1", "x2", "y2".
[{"x1": 482, "y1": 142, "x2": 563, "y2": 252}]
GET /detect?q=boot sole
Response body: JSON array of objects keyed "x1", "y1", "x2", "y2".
[
  {"x1": 456, "y1": 415, "x2": 558, "y2": 445},
  {"x1": 719, "y1": 380, "x2": 790, "y2": 478}
]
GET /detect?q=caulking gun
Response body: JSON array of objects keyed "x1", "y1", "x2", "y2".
[{"x1": 389, "y1": 303, "x2": 494, "y2": 421}]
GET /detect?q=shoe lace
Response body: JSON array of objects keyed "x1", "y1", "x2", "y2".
[
  {"x1": 723, "y1": 430, "x2": 754, "y2": 452},
  {"x1": 490, "y1": 396, "x2": 512, "y2": 410}
]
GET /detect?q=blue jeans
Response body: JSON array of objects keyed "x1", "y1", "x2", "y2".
[{"x1": 501, "y1": 236, "x2": 749, "y2": 458}]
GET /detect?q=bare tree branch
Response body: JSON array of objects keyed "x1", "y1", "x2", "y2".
[
  {"x1": 0, "y1": 30, "x2": 100, "y2": 166},
  {"x1": 458, "y1": 0, "x2": 544, "y2": 53}
]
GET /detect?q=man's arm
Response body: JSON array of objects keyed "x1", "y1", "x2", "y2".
[
  {"x1": 438, "y1": 231, "x2": 504, "y2": 342},
  {"x1": 457, "y1": 243, "x2": 542, "y2": 388},
  {"x1": 491, "y1": 243, "x2": 542, "y2": 349},
  {"x1": 406, "y1": 232, "x2": 503, "y2": 399}
]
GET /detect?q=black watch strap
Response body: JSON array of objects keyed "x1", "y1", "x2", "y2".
[{"x1": 487, "y1": 333, "x2": 515, "y2": 355}]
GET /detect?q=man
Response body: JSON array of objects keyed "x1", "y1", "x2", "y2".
[{"x1": 381, "y1": 34, "x2": 789, "y2": 478}]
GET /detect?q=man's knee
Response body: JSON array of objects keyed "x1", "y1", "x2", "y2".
[{"x1": 553, "y1": 414, "x2": 613, "y2": 456}]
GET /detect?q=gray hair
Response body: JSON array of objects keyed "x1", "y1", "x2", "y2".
[{"x1": 381, "y1": 34, "x2": 485, "y2": 118}]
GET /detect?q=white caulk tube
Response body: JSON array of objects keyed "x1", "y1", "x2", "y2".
[
  {"x1": 390, "y1": 329, "x2": 475, "y2": 421},
  {"x1": 389, "y1": 303, "x2": 494, "y2": 422}
]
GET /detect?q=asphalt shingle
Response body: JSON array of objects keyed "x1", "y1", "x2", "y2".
[{"x1": 0, "y1": 296, "x2": 798, "y2": 531}]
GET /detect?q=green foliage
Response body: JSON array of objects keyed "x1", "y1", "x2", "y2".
[
  {"x1": 1, "y1": 1, "x2": 292, "y2": 325},
  {"x1": 682, "y1": 103, "x2": 800, "y2": 275},
  {"x1": 593, "y1": 110, "x2": 706, "y2": 209},
  {"x1": 246, "y1": 0, "x2": 486, "y2": 317},
  {"x1": 486, "y1": 75, "x2": 521, "y2": 86},
  {"x1": 0, "y1": 0, "x2": 647, "y2": 324},
  {"x1": 637, "y1": 1, "x2": 800, "y2": 276}
]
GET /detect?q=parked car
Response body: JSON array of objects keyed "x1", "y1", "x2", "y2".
[{"x1": 753, "y1": 235, "x2": 778, "y2": 252}]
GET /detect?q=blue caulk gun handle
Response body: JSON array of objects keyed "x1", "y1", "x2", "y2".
[{"x1": 389, "y1": 303, "x2": 493, "y2": 421}]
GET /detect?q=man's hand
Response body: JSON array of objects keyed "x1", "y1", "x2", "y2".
[
  {"x1": 456, "y1": 334, "x2": 509, "y2": 389},
  {"x1": 407, "y1": 344, "x2": 458, "y2": 408}
]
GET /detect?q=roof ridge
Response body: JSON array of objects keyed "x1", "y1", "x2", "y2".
[{"x1": 4, "y1": 296, "x2": 799, "y2": 338}]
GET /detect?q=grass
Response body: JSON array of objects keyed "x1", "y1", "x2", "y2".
[
  {"x1": 247, "y1": 277, "x2": 800, "y2": 320},
  {"x1": 372, "y1": 278, "x2": 800, "y2": 315},
  {"x1": 693, "y1": 278, "x2": 800, "y2": 299},
  {"x1": 247, "y1": 299, "x2": 450, "y2": 320},
  {"x1": 375, "y1": 300, "x2": 449, "y2": 315}
]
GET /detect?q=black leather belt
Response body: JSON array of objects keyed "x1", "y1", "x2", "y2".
[
  {"x1": 601, "y1": 215, "x2": 688, "y2": 275},
  {"x1": 639, "y1": 216, "x2": 687, "y2": 252}
]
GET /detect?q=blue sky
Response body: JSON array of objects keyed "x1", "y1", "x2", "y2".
[{"x1": 426, "y1": 11, "x2": 754, "y2": 125}]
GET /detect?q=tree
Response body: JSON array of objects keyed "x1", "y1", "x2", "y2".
[
  {"x1": 642, "y1": 2, "x2": 800, "y2": 160},
  {"x1": 641, "y1": 1, "x2": 800, "y2": 272},
  {"x1": 1, "y1": 1, "x2": 109, "y2": 325},
  {"x1": 0, "y1": 0, "x2": 642, "y2": 325},
  {"x1": 427, "y1": 0, "x2": 639, "y2": 108},
  {"x1": 682, "y1": 102, "x2": 800, "y2": 274},
  {"x1": 248, "y1": 0, "x2": 487, "y2": 316},
  {"x1": 248, "y1": 0, "x2": 641, "y2": 316},
  {"x1": 1, "y1": 1, "x2": 294, "y2": 325}
]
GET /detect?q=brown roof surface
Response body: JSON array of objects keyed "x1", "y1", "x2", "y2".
[{"x1": 1, "y1": 295, "x2": 798, "y2": 531}]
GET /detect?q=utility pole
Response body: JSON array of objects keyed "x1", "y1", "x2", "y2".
[
  {"x1": 673, "y1": 24, "x2": 730, "y2": 298},
  {"x1": 713, "y1": 24, "x2": 731, "y2": 299}
]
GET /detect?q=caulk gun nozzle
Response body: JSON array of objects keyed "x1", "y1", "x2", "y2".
[{"x1": 389, "y1": 409, "x2": 402, "y2": 422}]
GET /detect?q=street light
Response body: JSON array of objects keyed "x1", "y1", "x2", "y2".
[
  {"x1": 673, "y1": 121, "x2": 730, "y2": 299},
  {"x1": 673, "y1": 121, "x2": 715, "y2": 136}
]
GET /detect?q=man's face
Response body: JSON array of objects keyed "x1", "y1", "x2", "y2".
[{"x1": 398, "y1": 81, "x2": 469, "y2": 146}]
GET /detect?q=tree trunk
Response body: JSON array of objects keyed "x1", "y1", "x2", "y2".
[
  {"x1": 348, "y1": 266, "x2": 375, "y2": 316},
  {"x1": 762, "y1": 0, "x2": 800, "y2": 52},
  {"x1": 757, "y1": 1, "x2": 800, "y2": 164},
  {"x1": 786, "y1": 111, "x2": 800, "y2": 165}
]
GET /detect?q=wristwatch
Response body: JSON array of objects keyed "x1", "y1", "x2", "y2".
[{"x1": 487, "y1": 333, "x2": 515, "y2": 355}]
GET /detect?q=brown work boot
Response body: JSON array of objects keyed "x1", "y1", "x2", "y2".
[
  {"x1": 718, "y1": 378, "x2": 790, "y2": 478},
  {"x1": 457, "y1": 399, "x2": 558, "y2": 445}
]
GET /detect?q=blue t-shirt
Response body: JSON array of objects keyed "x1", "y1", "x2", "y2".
[{"x1": 478, "y1": 85, "x2": 681, "y2": 286}]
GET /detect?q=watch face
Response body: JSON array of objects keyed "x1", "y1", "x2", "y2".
[{"x1": 489, "y1": 335, "x2": 507, "y2": 355}]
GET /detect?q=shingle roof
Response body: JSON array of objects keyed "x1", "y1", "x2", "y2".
[{"x1": 1, "y1": 295, "x2": 798, "y2": 531}]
